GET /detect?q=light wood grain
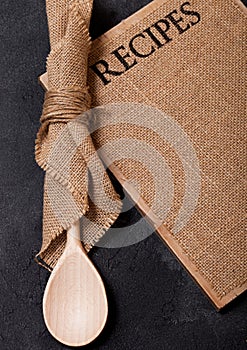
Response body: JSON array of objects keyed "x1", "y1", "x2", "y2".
[{"x1": 43, "y1": 222, "x2": 108, "y2": 347}]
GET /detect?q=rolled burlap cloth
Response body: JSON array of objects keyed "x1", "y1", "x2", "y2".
[{"x1": 35, "y1": 0, "x2": 122, "y2": 270}]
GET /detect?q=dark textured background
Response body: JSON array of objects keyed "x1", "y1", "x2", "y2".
[{"x1": 0, "y1": 1, "x2": 246, "y2": 349}]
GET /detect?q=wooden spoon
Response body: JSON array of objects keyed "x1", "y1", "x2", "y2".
[{"x1": 43, "y1": 221, "x2": 108, "y2": 347}]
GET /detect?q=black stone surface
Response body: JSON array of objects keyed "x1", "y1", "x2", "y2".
[{"x1": 0, "y1": 1, "x2": 246, "y2": 349}]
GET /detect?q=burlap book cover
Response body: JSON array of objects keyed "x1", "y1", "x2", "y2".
[{"x1": 40, "y1": 0, "x2": 246, "y2": 309}]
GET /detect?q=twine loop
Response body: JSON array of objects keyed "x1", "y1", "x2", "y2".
[{"x1": 38, "y1": 87, "x2": 91, "y2": 138}]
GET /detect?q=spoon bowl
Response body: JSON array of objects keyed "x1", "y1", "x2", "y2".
[{"x1": 43, "y1": 222, "x2": 108, "y2": 347}]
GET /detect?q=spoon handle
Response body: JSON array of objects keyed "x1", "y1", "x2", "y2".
[{"x1": 66, "y1": 221, "x2": 83, "y2": 250}]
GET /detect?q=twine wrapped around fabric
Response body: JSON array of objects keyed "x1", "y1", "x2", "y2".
[
  {"x1": 39, "y1": 88, "x2": 91, "y2": 130},
  {"x1": 35, "y1": 0, "x2": 121, "y2": 270}
]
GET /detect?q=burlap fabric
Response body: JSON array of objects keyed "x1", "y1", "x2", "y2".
[
  {"x1": 35, "y1": 0, "x2": 122, "y2": 269},
  {"x1": 38, "y1": 0, "x2": 246, "y2": 307},
  {"x1": 86, "y1": 0, "x2": 247, "y2": 308}
]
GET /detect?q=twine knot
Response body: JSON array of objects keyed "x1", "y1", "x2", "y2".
[{"x1": 38, "y1": 87, "x2": 91, "y2": 138}]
